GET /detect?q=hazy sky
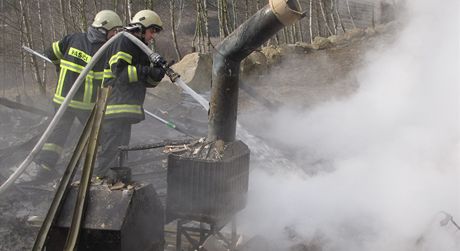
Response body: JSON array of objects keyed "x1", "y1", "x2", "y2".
[{"x1": 238, "y1": 1, "x2": 460, "y2": 250}]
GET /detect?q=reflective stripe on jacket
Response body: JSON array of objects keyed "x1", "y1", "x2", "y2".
[
  {"x1": 45, "y1": 33, "x2": 105, "y2": 110},
  {"x1": 102, "y1": 35, "x2": 150, "y2": 123}
]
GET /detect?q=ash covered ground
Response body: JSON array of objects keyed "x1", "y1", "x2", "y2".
[{"x1": 1, "y1": 18, "x2": 458, "y2": 250}]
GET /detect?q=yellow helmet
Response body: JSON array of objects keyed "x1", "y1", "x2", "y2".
[
  {"x1": 130, "y1": 10, "x2": 163, "y2": 32},
  {"x1": 92, "y1": 10, "x2": 122, "y2": 31}
]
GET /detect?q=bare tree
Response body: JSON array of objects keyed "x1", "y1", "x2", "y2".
[
  {"x1": 67, "y1": 0, "x2": 79, "y2": 32},
  {"x1": 319, "y1": 0, "x2": 333, "y2": 36},
  {"x1": 127, "y1": 0, "x2": 133, "y2": 21},
  {"x1": 309, "y1": 0, "x2": 313, "y2": 43},
  {"x1": 192, "y1": 0, "x2": 202, "y2": 52},
  {"x1": 113, "y1": 0, "x2": 119, "y2": 10},
  {"x1": 201, "y1": 0, "x2": 211, "y2": 52},
  {"x1": 329, "y1": 0, "x2": 338, "y2": 34},
  {"x1": 59, "y1": 0, "x2": 69, "y2": 34},
  {"x1": 230, "y1": 0, "x2": 237, "y2": 30},
  {"x1": 36, "y1": 0, "x2": 48, "y2": 86},
  {"x1": 217, "y1": 0, "x2": 230, "y2": 38},
  {"x1": 295, "y1": 0, "x2": 305, "y2": 42},
  {"x1": 79, "y1": 0, "x2": 88, "y2": 32},
  {"x1": 1, "y1": 0, "x2": 4, "y2": 96},
  {"x1": 93, "y1": 0, "x2": 99, "y2": 10},
  {"x1": 20, "y1": 0, "x2": 45, "y2": 95},
  {"x1": 345, "y1": 0, "x2": 356, "y2": 29},
  {"x1": 244, "y1": 0, "x2": 249, "y2": 20},
  {"x1": 47, "y1": 0, "x2": 58, "y2": 40},
  {"x1": 170, "y1": 0, "x2": 182, "y2": 60},
  {"x1": 335, "y1": 0, "x2": 346, "y2": 33}
]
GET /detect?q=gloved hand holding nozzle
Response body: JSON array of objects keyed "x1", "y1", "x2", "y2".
[
  {"x1": 149, "y1": 53, "x2": 168, "y2": 68},
  {"x1": 148, "y1": 52, "x2": 180, "y2": 82}
]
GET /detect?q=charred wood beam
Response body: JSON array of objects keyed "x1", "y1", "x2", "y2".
[{"x1": 0, "y1": 97, "x2": 50, "y2": 116}]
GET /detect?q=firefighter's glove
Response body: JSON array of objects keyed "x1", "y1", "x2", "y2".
[
  {"x1": 149, "y1": 53, "x2": 167, "y2": 68},
  {"x1": 141, "y1": 65, "x2": 165, "y2": 83}
]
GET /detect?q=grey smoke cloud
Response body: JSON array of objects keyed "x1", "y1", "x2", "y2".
[{"x1": 239, "y1": 0, "x2": 460, "y2": 250}]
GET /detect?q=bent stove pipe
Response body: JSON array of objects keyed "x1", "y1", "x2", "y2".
[{"x1": 208, "y1": 0, "x2": 304, "y2": 142}]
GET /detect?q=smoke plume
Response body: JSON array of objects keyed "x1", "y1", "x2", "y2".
[{"x1": 239, "y1": 0, "x2": 460, "y2": 250}]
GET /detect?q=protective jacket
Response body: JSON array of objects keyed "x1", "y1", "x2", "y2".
[
  {"x1": 45, "y1": 29, "x2": 106, "y2": 110},
  {"x1": 102, "y1": 34, "x2": 162, "y2": 124}
]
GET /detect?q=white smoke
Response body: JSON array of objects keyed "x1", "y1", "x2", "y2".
[{"x1": 239, "y1": 0, "x2": 460, "y2": 250}]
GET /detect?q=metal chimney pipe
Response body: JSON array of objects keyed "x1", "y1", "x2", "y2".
[{"x1": 208, "y1": 0, "x2": 304, "y2": 142}]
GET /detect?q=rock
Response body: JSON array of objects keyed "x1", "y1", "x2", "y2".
[
  {"x1": 170, "y1": 52, "x2": 212, "y2": 92},
  {"x1": 261, "y1": 45, "x2": 282, "y2": 65},
  {"x1": 375, "y1": 20, "x2": 398, "y2": 34},
  {"x1": 328, "y1": 34, "x2": 348, "y2": 45},
  {"x1": 279, "y1": 43, "x2": 314, "y2": 55},
  {"x1": 365, "y1": 27, "x2": 377, "y2": 36},
  {"x1": 312, "y1": 36, "x2": 332, "y2": 50},
  {"x1": 294, "y1": 42, "x2": 314, "y2": 53},
  {"x1": 344, "y1": 28, "x2": 365, "y2": 40},
  {"x1": 152, "y1": 52, "x2": 212, "y2": 104},
  {"x1": 241, "y1": 50, "x2": 268, "y2": 76}
]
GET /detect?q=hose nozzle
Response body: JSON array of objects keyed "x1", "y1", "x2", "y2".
[{"x1": 148, "y1": 53, "x2": 180, "y2": 82}]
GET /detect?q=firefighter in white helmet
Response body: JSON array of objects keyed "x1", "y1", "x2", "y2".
[
  {"x1": 30, "y1": 10, "x2": 123, "y2": 184},
  {"x1": 97, "y1": 10, "x2": 166, "y2": 178}
]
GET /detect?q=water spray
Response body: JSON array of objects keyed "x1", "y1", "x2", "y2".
[{"x1": 122, "y1": 32, "x2": 210, "y2": 111}]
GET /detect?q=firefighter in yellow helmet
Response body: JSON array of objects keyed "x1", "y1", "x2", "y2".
[
  {"x1": 30, "y1": 10, "x2": 122, "y2": 184},
  {"x1": 97, "y1": 10, "x2": 166, "y2": 178}
]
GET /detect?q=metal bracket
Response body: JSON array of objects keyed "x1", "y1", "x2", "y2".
[{"x1": 175, "y1": 218, "x2": 238, "y2": 251}]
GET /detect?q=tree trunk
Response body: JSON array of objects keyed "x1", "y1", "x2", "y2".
[
  {"x1": 19, "y1": 22, "x2": 27, "y2": 95},
  {"x1": 295, "y1": 0, "x2": 305, "y2": 42},
  {"x1": 244, "y1": 0, "x2": 249, "y2": 20},
  {"x1": 319, "y1": 0, "x2": 333, "y2": 36},
  {"x1": 315, "y1": 0, "x2": 322, "y2": 37},
  {"x1": 218, "y1": 0, "x2": 226, "y2": 39},
  {"x1": 47, "y1": 0, "x2": 58, "y2": 40},
  {"x1": 127, "y1": 0, "x2": 133, "y2": 21},
  {"x1": 176, "y1": 0, "x2": 185, "y2": 28},
  {"x1": 20, "y1": 0, "x2": 45, "y2": 95},
  {"x1": 170, "y1": 0, "x2": 182, "y2": 61},
  {"x1": 37, "y1": 0, "x2": 47, "y2": 86},
  {"x1": 79, "y1": 0, "x2": 88, "y2": 32},
  {"x1": 309, "y1": 0, "x2": 313, "y2": 43},
  {"x1": 222, "y1": 0, "x2": 231, "y2": 36},
  {"x1": 329, "y1": 0, "x2": 338, "y2": 35},
  {"x1": 345, "y1": 0, "x2": 356, "y2": 29},
  {"x1": 59, "y1": 0, "x2": 69, "y2": 34},
  {"x1": 191, "y1": 6, "x2": 199, "y2": 52},
  {"x1": 68, "y1": 0, "x2": 78, "y2": 32},
  {"x1": 230, "y1": 0, "x2": 237, "y2": 30},
  {"x1": 335, "y1": 0, "x2": 346, "y2": 33},
  {"x1": 0, "y1": 0, "x2": 4, "y2": 96},
  {"x1": 282, "y1": 27, "x2": 288, "y2": 44},
  {"x1": 93, "y1": 0, "x2": 99, "y2": 10},
  {"x1": 202, "y1": 0, "x2": 211, "y2": 52}
]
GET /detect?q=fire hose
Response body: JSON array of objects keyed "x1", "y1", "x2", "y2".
[
  {"x1": 0, "y1": 32, "x2": 209, "y2": 194},
  {"x1": 22, "y1": 45, "x2": 194, "y2": 137},
  {"x1": 0, "y1": 32, "x2": 124, "y2": 195}
]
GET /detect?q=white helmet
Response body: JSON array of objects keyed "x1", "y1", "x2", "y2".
[
  {"x1": 130, "y1": 10, "x2": 163, "y2": 32},
  {"x1": 92, "y1": 10, "x2": 123, "y2": 31}
]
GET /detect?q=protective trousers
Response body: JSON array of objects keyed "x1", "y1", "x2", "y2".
[
  {"x1": 35, "y1": 107, "x2": 90, "y2": 170},
  {"x1": 95, "y1": 119, "x2": 131, "y2": 178}
]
